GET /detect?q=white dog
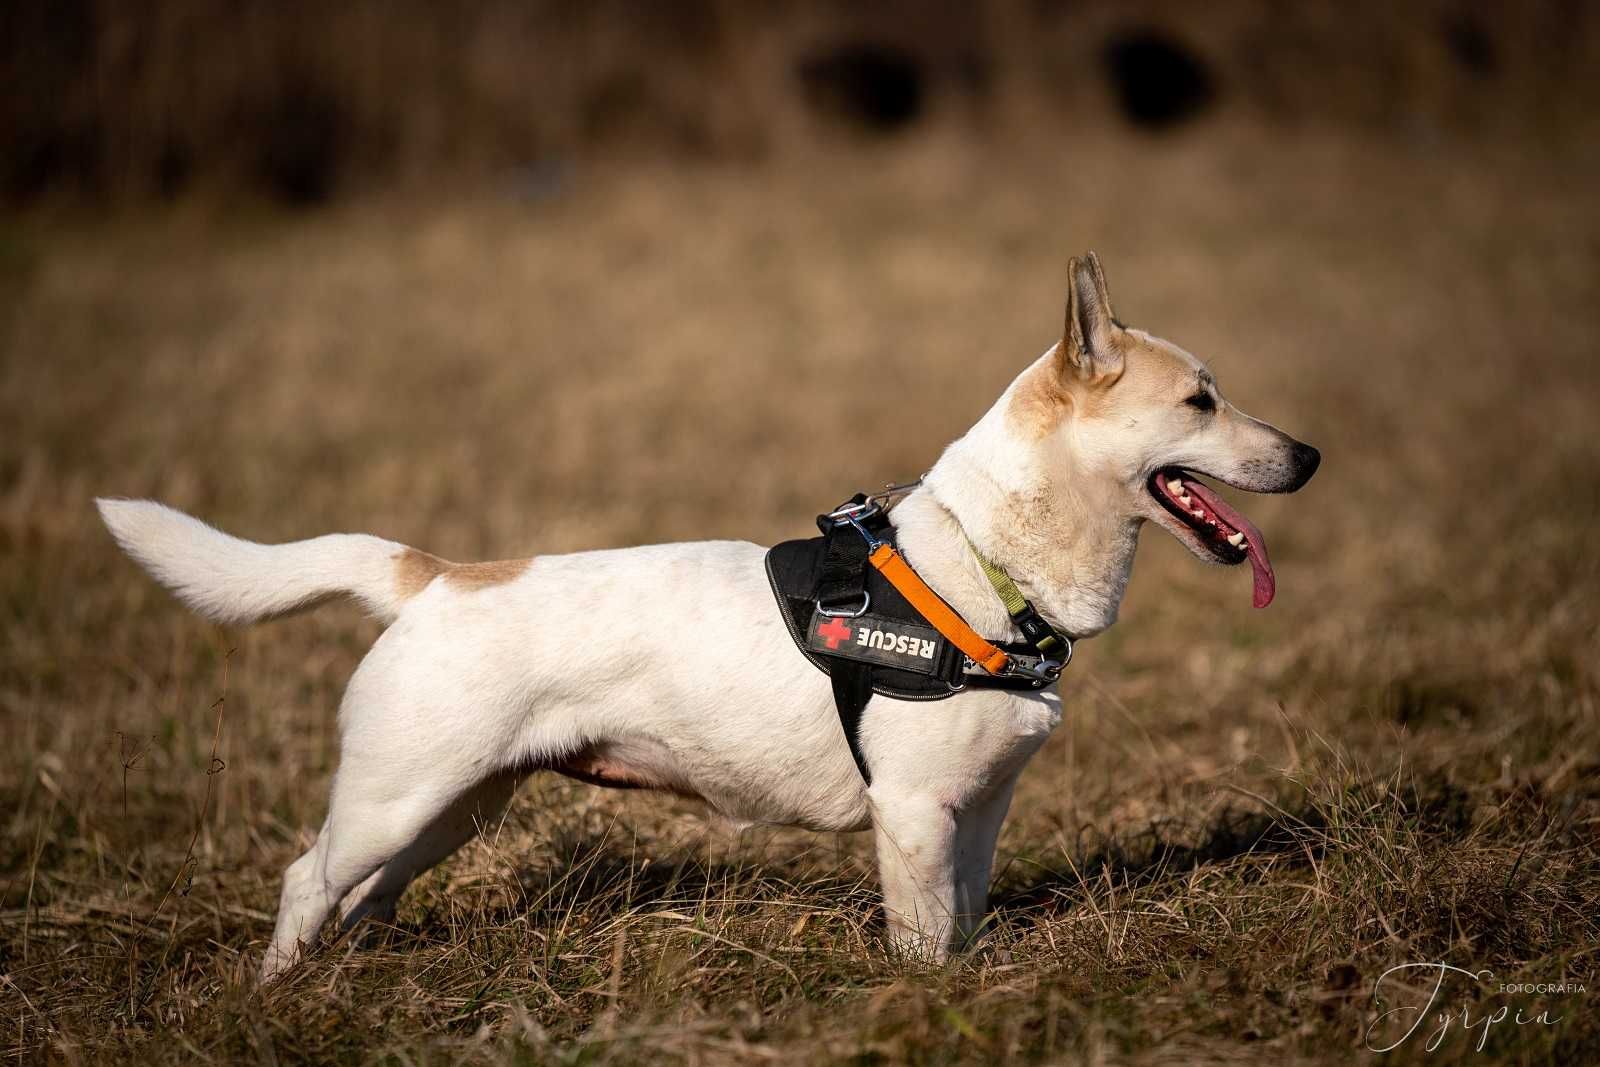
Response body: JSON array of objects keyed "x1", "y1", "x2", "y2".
[{"x1": 99, "y1": 253, "x2": 1319, "y2": 979}]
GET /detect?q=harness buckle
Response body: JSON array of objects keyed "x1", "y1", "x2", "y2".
[
  {"x1": 1008, "y1": 631, "x2": 1074, "y2": 682},
  {"x1": 963, "y1": 645, "x2": 1072, "y2": 687},
  {"x1": 1004, "y1": 656, "x2": 1065, "y2": 684}
]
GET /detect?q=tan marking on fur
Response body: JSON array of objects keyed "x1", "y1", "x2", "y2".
[
  {"x1": 394, "y1": 548, "x2": 450, "y2": 599},
  {"x1": 545, "y1": 744, "x2": 705, "y2": 801},
  {"x1": 1074, "y1": 328, "x2": 1201, "y2": 420},
  {"x1": 1015, "y1": 323, "x2": 1197, "y2": 434},
  {"x1": 1014, "y1": 300, "x2": 1211, "y2": 439},
  {"x1": 445, "y1": 557, "x2": 533, "y2": 591},
  {"x1": 1008, "y1": 352, "x2": 1073, "y2": 438}
]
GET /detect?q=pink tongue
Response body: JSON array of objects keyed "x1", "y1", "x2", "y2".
[{"x1": 1179, "y1": 478, "x2": 1276, "y2": 608}]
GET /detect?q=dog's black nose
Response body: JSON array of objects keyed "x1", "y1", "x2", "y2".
[{"x1": 1287, "y1": 441, "x2": 1321, "y2": 491}]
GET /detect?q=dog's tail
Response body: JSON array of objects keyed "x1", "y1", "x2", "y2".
[{"x1": 96, "y1": 498, "x2": 435, "y2": 626}]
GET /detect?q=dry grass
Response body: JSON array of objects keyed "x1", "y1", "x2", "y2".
[{"x1": 3, "y1": 118, "x2": 1599, "y2": 1063}]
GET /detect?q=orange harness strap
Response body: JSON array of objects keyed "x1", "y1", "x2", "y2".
[{"x1": 867, "y1": 543, "x2": 1011, "y2": 676}]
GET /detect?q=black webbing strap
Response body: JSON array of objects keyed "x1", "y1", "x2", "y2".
[
  {"x1": 812, "y1": 494, "x2": 886, "y2": 785},
  {"x1": 830, "y1": 665, "x2": 874, "y2": 785},
  {"x1": 1012, "y1": 604, "x2": 1068, "y2": 658},
  {"x1": 811, "y1": 494, "x2": 884, "y2": 612}
]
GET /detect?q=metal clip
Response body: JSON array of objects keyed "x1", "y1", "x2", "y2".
[
  {"x1": 867, "y1": 476, "x2": 924, "y2": 508},
  {"x1": 828, "y1": 499, "x2": 886, "y2": 550},
  {"x1": 959, "y1": 653, "x2": 1061, "y2": 688},
  {"x1": 1003, "y1": 657, "x2": 1064, "y2": 685},
  {"x1": 817, "y1": 591, "x2": 871, "y2": 618},
  {"x1": 827, "y1": 500, "x2": 878, "y2": 522}
]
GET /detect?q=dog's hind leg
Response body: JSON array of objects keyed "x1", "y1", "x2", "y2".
[
  {"x1": 263, "y1": 765, "x2": 495, "y2": 981},
  {"x1": 261, "y1": 685, "x2": 515, "y2": 982},
  {"x1": 336, "y1": 769, "x2": 522, "y2": 931}
]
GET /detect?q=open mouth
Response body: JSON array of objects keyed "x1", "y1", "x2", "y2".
[{"x1": 1148, "y1": 468, "x2": 1277, "y2": 608}]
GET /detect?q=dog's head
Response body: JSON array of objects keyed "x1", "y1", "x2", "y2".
[{"x1": 1010, "y1": 253, "x2": 1319, "y2": 608}]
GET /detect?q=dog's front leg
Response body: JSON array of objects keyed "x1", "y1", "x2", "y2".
[
  {"x1": 951, "y1": 772, "x2": 1019, "y2": 946},
  {"x1": 871, "y1": 790, "x2": 959, "y2": 960}
]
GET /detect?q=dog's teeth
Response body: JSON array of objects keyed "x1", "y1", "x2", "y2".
[
  {"x1": 1167, "y1": 478, "x2": 1184, "y2": 493},
  {"x1": 1191, "y1": 509, "x2": 1205, "y2": 519},
  {"x1": 1227, "y1": 532, "x2": 1246, "y2": 547},
  {"x1": 1178, "y1": 492, "x2": 1193, "y2": 505}
]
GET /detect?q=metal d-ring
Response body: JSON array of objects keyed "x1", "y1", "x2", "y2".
[{"x1": 817, "y1": 592, "x2": 871, "y2": 619}]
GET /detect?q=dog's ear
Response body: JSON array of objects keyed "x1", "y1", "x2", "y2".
[{"x1": 1056, "y1": 251, "x2": 1123, "y2": 384}]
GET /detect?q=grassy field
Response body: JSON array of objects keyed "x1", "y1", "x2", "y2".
[{"x1": 3, "y1": 119, "x2": 1598, "y2": 1063}]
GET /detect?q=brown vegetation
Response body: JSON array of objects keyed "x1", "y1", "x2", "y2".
[
  {"x1": 3, "y1": 75, "x2": 1599, "y2": 1066},
  {"x1": 6, "y1": 1, "x2": 1598, "y2": 202}
]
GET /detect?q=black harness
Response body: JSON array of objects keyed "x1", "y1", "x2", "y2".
[{"x1": 765, "y1": 493, "x2": 1072, "y2": 783}]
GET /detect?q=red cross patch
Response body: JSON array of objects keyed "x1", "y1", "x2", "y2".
[{"x1": 815, "y1": 616, "x2": 853, "y2": 649}]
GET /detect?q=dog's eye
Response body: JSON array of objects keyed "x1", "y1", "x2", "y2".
[{"x1": 1185, "y1": 391, "x2": 1216, "y2": 413}]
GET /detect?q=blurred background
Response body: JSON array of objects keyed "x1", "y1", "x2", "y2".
[
  {"x1": 3, "y1": 3, "x2": 1599, "y2": 1063},
  {"x1": 4, "y1": 1, "x2": 1597, "y2": 203},
  {"x1": 5, "y1": 0, "x2": 1597, "y2": 548}
]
